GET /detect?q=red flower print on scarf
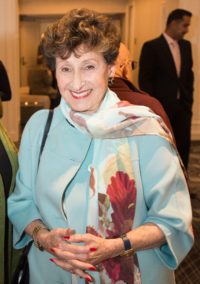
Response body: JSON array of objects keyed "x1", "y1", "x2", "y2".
[
  {"x1": 87, "y1": 171, "x2": 137, "y2": 283},
  {"x1": 102, "y1": 171, "x2": 136, "y2": 283},
  {"x1": 107, "y1": 171, "x2": 136, "y2": 237},
  {"x1": 86, "y1": 227, "x2": 134, "y2": 283}
]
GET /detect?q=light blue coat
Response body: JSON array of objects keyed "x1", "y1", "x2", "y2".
[{"x1": 8, "y1": 105, "x2": 193, "y2": 284}]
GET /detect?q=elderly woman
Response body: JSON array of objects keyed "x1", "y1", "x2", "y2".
[{"x1": 8, "y1": 8, "x2": 193, "y2": 284}]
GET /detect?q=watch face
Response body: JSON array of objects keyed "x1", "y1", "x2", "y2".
[{"x1": 120, "y1": 234, "x2": 134, "y2": 256}]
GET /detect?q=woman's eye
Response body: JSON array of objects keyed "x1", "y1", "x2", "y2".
[
  {"x1": 61, "y1": 67, "x2": 71, "y2": 72},
  {"x1": 85, "y1": 65, "x2": 95, "y2": 70}
]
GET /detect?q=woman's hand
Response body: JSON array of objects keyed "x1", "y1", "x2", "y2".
[
  {"x1": 33, "y1": 225, "x2": 123, "y2": 281},
  {"x1": 37, "y1": 227, "x2": 74, "y2": 251},
  {"x1": 38, "y1": 228, "x2": 97, "y2": 281},
  {"x1": 66, "y1": 233, "x2": 123, "y2": 265}
]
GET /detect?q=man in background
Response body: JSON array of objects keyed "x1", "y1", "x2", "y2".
[{"x1": 139, "y1": 9, "x2": 194, "y2": 169}]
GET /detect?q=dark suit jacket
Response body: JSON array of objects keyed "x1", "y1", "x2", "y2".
[
  {"x1": 0, "y1": 61, "x2": 12, "y2": 117},
  {"x1": 139, "y1": 35, "x2": 194, "y2": 116},
  {"x1": 0, "y1": 61, "x2": 12, "y2": 101}
]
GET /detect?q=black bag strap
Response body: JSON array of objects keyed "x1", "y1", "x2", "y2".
[
  {"x1": 11, "y1": 110, "x2": 54, "y2": 284},
  {"x1": 37, "y1": 109, "x2": 54, "y2": 169}
]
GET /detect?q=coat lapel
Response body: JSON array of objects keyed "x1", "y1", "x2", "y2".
[{"x1": 35, "y1": 117, "x2": 92, "y2": 227}]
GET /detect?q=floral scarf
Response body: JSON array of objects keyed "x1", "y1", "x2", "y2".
[{"x1": 61, "y1": 89, "x2": 174, "y2": 284}]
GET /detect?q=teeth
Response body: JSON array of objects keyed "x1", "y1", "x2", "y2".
[
  {"x1": 73, "y1": 91, "x2": 87, "y2": 95},
  {"x1": 71, "y1": 90, "x2": 90, "y2": 97}
]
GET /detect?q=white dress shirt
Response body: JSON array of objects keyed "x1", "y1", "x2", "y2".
[{"x1": 163, "y1": 32, "x2": 181, "y2": 77}]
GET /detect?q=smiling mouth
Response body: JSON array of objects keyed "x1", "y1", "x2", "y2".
[{"x1": 70, "y1": 89, "x2": 92, "y2": 99}]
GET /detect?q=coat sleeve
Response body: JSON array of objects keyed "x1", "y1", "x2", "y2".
[
  {"x1": 7, "y1": 110, "x2": 49, "y2": 249},
  {"x1": 138, "y1": 135, "x2": 194, "y2": 269}
]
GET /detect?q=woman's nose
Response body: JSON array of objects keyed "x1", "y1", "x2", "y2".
[{"x1": 71, "y1": 71, "x2": 84, "y2": 90}]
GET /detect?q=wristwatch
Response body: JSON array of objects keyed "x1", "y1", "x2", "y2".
[{"x1": 120, "y1": 233, "x2": 134, "y2": 257}]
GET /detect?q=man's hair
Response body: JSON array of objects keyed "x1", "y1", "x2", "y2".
[
  {"x1": 41, "y1": 8, "x2": 121, "y2": 70},
  {"x1": 166, "y1": 9, "x2": 192, "y2": 26}
]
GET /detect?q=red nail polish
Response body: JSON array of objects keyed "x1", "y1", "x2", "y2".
[
  {"x1": 89, "y1": 266, "x2": 96, "y2": 271},
  {"x1": 90, "y1": 247, "x2": 97, "y2": 252},
  {"x1": 63, "y1": 236, "x2": 70, "y2": 240},
  {"x1": 49, "y1": 258, "x2": 55, "y2": 263},
  {"x1": 86, "y1": 276, "x2": 92, "y2": 282},
  {"x1": 50, "y1": 248, "x2": 55, "y2": 253}
]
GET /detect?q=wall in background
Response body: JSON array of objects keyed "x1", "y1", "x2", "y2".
[
  {"x1": 0, "y1": 0, "x2": 20, "y2": 141},
  {"x1": 19, "y1": 0, "x2": 129, "y2": 15}
]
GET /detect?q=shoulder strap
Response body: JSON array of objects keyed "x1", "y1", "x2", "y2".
[
  {"x1": 11, "y1": 110, "x2": 54, "y2": 282},
  {"x1": 37, "y1": 109, "x2": 54, "y2": 169}
]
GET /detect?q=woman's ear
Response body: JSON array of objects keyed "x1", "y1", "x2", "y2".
[
  {"x1": 108, "y1": 64, "x2": 116, "y2": 78},
  {"x1": 108, "y1": 64, "x2": 116, "y2": 86}
]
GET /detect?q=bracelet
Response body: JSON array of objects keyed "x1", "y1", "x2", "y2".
[
  {"x1": 120, "y1": 233, "x2": 134, "y2": 257},
  {"x1": 32, "y1": 225, "x2": 49, "y2": 251}
]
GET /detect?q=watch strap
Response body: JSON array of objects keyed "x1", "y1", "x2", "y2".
[{"x1": 120, "y1": 233, "x2": 134, "y2": 257}]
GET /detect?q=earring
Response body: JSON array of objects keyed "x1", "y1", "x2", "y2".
[{"x1": 108, "y1": 77, "x2": 114, "y2": 86}]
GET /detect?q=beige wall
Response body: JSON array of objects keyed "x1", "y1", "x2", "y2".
[
  {"x1": 19, "y1": 0, "x2": 129, "y2": 15},
  {"x1": 0, "y1": 0, "x2": 20, "y2": 141}
]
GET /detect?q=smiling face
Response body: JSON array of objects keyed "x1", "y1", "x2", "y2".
[{"x1": 56, "y1": 47, "x2": 115, "y2": 114}]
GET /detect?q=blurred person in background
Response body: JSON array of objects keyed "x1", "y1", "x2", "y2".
[
  {"x1": 139, "y1": 9, "x2": 194, "y2": 169},
  {"x1": 28, "y1": 42, "x2": 59, "y2": 109},
  {"x1": 0, "y1": 60, "x2": 12, "y2": 118},
  {"x1": 0, "y1": 122, "x2": 20, "y2": 284}
]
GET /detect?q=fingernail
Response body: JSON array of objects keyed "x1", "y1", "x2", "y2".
[
  {"x1": 90, "y1": 247, "x2": 97, "y2": 252},
  {"x1": 63, "y1": 236, "x2": 70, "y2": 240},
  {"x1": 49, "y1": 258, "x2": 55, "y2": 263},
  {"x1": 89, "y1": 266, "x2": 96, "y2": 271},
  {"x1": 50, "y1": 248, "x2": 55, "y2": 253},
  {"x1": 86, "y1": 276, "x2": 93, "y2": 282}
]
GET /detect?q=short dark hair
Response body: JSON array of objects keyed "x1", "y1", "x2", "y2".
[
  {"x1": 166, "y1": 9, "x2": 192, "y2": 26},
  {"x1": 41, "y1": 8, "x2": 120, "y2": 70}
]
